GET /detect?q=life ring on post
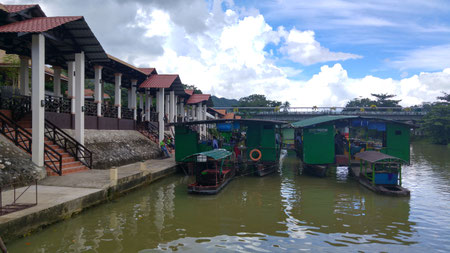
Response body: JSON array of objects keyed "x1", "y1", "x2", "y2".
[{"x1": 249, "y1": 149, "x2": 262, "y2": 162}]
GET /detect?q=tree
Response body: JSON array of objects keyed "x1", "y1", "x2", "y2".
[
  {"x1": 281, "y1": 101, "x2": 290, "y2": 112},
  {"x1": 238, "y1": 94, "x2": 281, "y2": 107},
  {"x1": 371, "y1": 93, "x2": 401, "y2": 107},
  {"x1": 345, "y1": 97, "x2": 376, "y2": 109},
  {"x1": 421, "y1": 92, "x2": 450, "y2": 145}
]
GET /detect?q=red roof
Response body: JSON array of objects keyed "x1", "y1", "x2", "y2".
[
  {"x1": 0, "y1": 16, "x2": 82, "y2": 33},
  {"x1": 4, "y1": 4, "x2": 38, "y2": 13},
  {"x1": 139, "y1": 74, "x2": 179, "y2": 89},
  {"x1": 185, "y1": 89, "x2": 194, "y2": 96},
  {"x1": 139, "y1": 68, "x2": 157, "y2": 76},
  {"x1": 186, "y1": 94, "x2": 211, "y2": 104}
]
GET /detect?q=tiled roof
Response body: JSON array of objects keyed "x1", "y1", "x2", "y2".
[
  {"x1": 216, "y1": 109, "x2": 226, "y2": 115},
  {"x1": 184, "y1": 89, "x2": 194, "y2": 96},
  {"x1": 139, "y1": 68, "x2": 157, "y2": 76},
  {"x1": 4, "y1": 4, "x2": 37, "y2": 13},
  {"x1": 0, "y1": 16, "x2": 82, "y2": 33},
  {"x1": 139, "y1": 74, "x2": 179, "y2": 89},
  {"x1": 223, "y1": 113, "x2": 236, "y2": 119},
  {"x1": 186, "y1": 94, "x2": 211, "y2": 104}
]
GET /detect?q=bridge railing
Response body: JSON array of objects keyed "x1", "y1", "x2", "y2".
[{"x1": 213, "y1": 107, "x2": 428, "y2": 116}]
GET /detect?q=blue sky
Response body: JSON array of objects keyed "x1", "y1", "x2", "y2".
[
  {"x1": 4, "y1": 0, "x2": 450, "y2": 106},
  {"x1": 234, "y1": 0, "x2": 450, "y2": 79}
]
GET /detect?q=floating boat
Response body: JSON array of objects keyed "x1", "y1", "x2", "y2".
[
  {"x1": 170, "y1": 119, "x2": 285, "y2": 178},
  {"x1": 182, "y1": 149, "x2": 235, "y2": 195},
  {"x1": 290, "y1": 115, "x2": 413, "y2": 179},
  {"x1": 352, "y1": 151, "x2": 410, "y2": 197}
]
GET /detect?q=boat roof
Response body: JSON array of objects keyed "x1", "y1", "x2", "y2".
[
  {"x1": 182, "y1": 149, "x2": 232, "y2": 161},
  {"x1": 168, "y1": 118, "x2": 287, "y2": 126},
  {"x1": 291, "y1": 115, "x2": 412, "y2": 128},
  {"x1": 355, "y1": 151, "x2": 407, "y2": 164}
]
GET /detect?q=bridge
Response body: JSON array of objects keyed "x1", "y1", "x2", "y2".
[{"x1": 215, "y1": 107, "x2": 426, "y2": 123}]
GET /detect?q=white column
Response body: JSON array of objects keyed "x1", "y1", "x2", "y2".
[
  {"x1": 75, "y1": 51, "x2": 85, "y2": 145},
  {"x1": 197, "y1": 103, "x2": 202, "y2": 121},
  {"x1": 165, "y1": 94, "x2": 169, "y2": 119},
  {"x1": 169, "y1": 91, "x2": 175, "y2": 123},
  {"x1": 179, "y1": 100, "x2": 184, "y2": 121},
  {"x1": 174, "y1": 98, "x2": 177, "y2": 123},
  {"x1": 19, "y1": 56, "x2": 29, "y2": 96},
  {"x1": 192, "y1": 105, "x2": 197, "y2": 120},
  {"x1": 157, "y1": 88, "x2": 165, "y2": 142},
  {"x1": 53, "y1": 66, "x2": 61, "y2": 97},
  {"x1": 114, "y1": 73, "x2": 122, "y2": 119},
  {"x1": 94, "y1": 65, "x2": 103, "y2": 117},
  {"x1": 127, "y1": 88, "x2": 132, "y2": 109},
  {"x1": 139, "y1": 92, "x2": 144, "y2": 109},
  {"x1": 67, "y1": 61, "x2": 75, "y2": 114},
  {"x1": 31, "y1": 34, "x2": 45, "y2": 167},
  {"x1": 203, "y1": 104, "x2": 207, "y2": 120},
  {"x1": 146, "y1": 89, "x2": 151, "y2": 121},
  {"x1": 131, "y1": 80, "x2": 137, "y2": 120}
]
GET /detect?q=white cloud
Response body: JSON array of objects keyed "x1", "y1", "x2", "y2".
[
  {"x1": 271, "y1": 64, "x2": 450, "y2": 107},
  {"x1": 129, "y1": 2, "x2": 449, "y2": 107},
  {"x1": 3, "y1": 0, "x2": 449, "y2": 107},
  {"x1": 391, "y1": 44, "x2": 450, "y2": 71},
  {"x1": 279, "y1": 29, "x2": 362, "y2": 65}
]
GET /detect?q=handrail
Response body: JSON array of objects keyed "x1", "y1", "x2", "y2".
[
  {"x1": 0, "y1": 94, "x2": 31, "y2": 121},
  {"x1": 0, "y1": 111, "x2": 62, "y2": 175},
  {"x1": 44, "y1": 119, "x2": 93, "y2": 169}
]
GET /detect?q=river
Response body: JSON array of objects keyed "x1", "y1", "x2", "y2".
[{"x1": 7, "y1": 141, "x2": 450, "y2": 252}]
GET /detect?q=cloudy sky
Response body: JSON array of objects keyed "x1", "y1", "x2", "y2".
[{"x1": 5, "y1": 0, "x2": 450, "y2": 106}]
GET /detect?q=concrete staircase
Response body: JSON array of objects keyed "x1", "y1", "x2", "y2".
[{"x1": 16, "y1": 114, "x2": 88, "y2": 176}]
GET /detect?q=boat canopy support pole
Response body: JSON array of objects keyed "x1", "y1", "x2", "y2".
[{"x1": 372, "y1": 163, "x2": 375, "y2": 186}]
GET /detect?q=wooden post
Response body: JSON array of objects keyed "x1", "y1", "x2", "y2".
[{"x1": 110, "y1": 167, "x2": 118, "y2": 186}]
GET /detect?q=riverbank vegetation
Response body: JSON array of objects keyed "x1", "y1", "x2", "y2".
[{"x1": 421, "y1": 93, "x2": 450, "y2": 145}]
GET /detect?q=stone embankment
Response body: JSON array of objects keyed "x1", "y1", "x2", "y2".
[
  {"x1": 64, "y1": 129, "x2": 161, "y2": 169},
  {"x1": 0, "y1": 135, "x2": 45, "y2": 188}
]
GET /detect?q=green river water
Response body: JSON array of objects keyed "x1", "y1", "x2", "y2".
[{"x1": 6, "y1": 141, "x2": 450, "y2": 252}]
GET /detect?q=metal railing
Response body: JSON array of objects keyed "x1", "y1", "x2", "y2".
[
  {"x1": 103, "y1": 104, "x2": 118, "y2": 118},
  {"x1": 45, "y1": 95, "x2": 71, "y2": 114},
  {"x1": 84, "y1": 100, "x2": 97, "y2": 116},
  {"x1": 44, "y1": 119, "x2": 93, "y2": 169},
  {"x1": 0, "y1": 180, "x2": 38, "y2": 216},
  {"x1": 0, "y1": 111, "x2": 63, "y2": 175},
  {"x1": 122, "y1": 107, "x2": 133, "y2": 120},
  {"x1": 0, "y1": 94, "x2": 31, "y2": 121}
]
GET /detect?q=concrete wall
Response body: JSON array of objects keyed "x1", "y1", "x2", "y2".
[{"x1": 63, "y1": 129, "x2": 161, "y2": 169}]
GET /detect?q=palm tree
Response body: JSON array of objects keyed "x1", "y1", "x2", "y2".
[{"x1": 282, "y1": 101, "x2": 290, "y2": 112}]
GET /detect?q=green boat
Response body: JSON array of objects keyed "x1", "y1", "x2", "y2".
[
  {"x1": 351, "y1": 151, "x2": 410, "y2": 196},
  {"x1": 291, "y1": 115, "x2": 412, "y2": 178},
  {"x1": 169, "y1": 119, "x2": 286, "y2": 177},
  {"x1": 182, "y1": 149, "x2": 235, "y2": 194}
]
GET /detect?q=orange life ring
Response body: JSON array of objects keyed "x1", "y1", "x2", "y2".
[{"x1": 250, "y1": 149, "x2": 262, "y2": 162}]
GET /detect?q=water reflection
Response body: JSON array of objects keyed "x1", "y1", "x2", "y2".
[{"x1": 6, "y1": 143, "x2": 450, "y2": 252}]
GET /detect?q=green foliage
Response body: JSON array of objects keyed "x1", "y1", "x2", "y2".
[
  {"x1": 238, "y1": 94, "x2": 281, "y2": 107},
  {"x1": 345, "y1": 93, "x2": 401, "y2": 111},
  {"x1": 370, "y1": 93, "x2": 401, "y2": 107},
  {"x1": 421, "y1": 93, "x2": 450, "y2": 145},
  {"x1": 0, "y1": 54, "x2": 20, "y2": 87}
]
